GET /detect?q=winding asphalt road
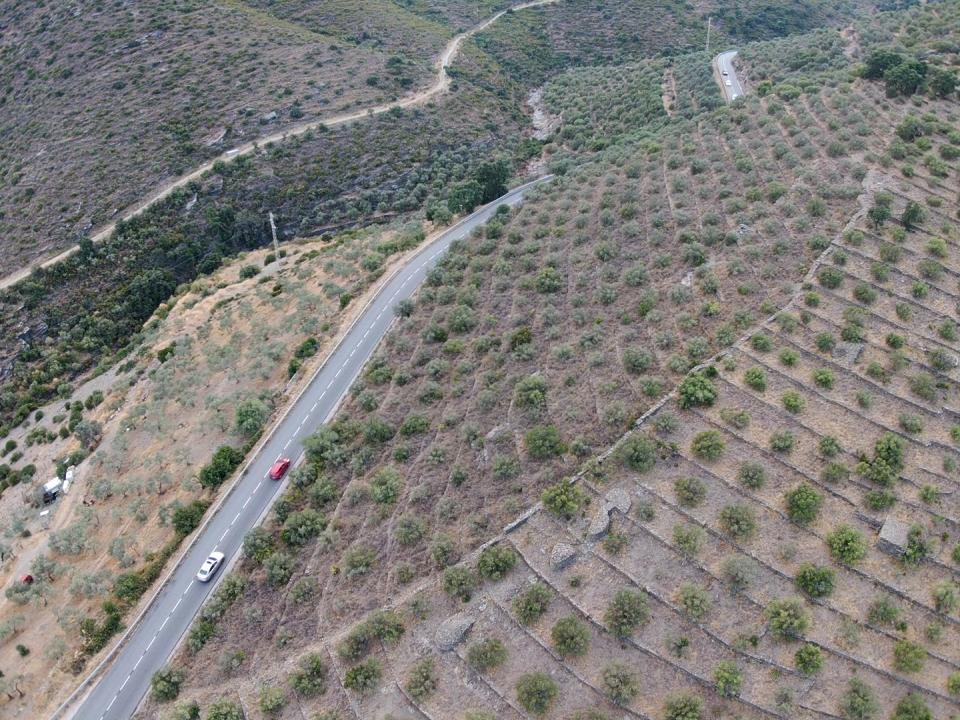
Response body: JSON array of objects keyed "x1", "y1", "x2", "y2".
[
  {"x1": 62, "y1": 176, "x2": 552, "y2": 720},
  {"x1": 0, "y1": 0, "x2": 558, "y2": 292},
  {"x1": 714, "y1": 49, "x2": 744, "y2": 102}
]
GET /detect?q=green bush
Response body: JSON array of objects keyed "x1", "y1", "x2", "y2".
[
  {"x1": 766, "y1": 597, "x2": 809, "y2": 640},
  {"x1": 664, "y1": 694, "x2": 703, "y2": 720},
  {"x1": 785, "y1": 484, "x2": 822, "y2": 525},
  {"x1": 198, "y1": 445, "x2": 244, "y2": 488},
  {"x1": 718, "y1": 504, "x2": 757, "y2": 539},
  {"x1": 150, "y1": 667, "x2": 184, "y2": 702},
  {"x1": 207, "y1": 700, "x2": 244, "y2": 720},
  {"x1": 795, "y1": 563, "x2": 835, "y2": 598},
  {"x1": 443, "y1": 566, "x2": 477, "y2": 601},
  {"x1": 712, "y1": 660, "x2": 742, "y2": 698},
  {"x1": 933, "y1": 582, "x2": 958, "y2": 614},
  {"x1": 405, "y1": 658, "x2": 438, "y2": 700},
  {"x1": 289, "y1": 653, "x2": 327, "y2": 697},
  {"x1": 721, "y1": 555, "x2": 759, "y2": 593},
  {"x1": 678, "y1": 584, "x2": 711, "y2": 621},
  {"x1": 744, "y1": 367, "x2": 766, "y2": 391},
  {"x1": 514, "y1": 583, "x2": 552, "y2": 624},
  {"x1": 542, "y1": 481, "x2": 588, "y2": 519},
  {"x1": 691, "y1": 431, "x2": 725, "y2": 461},
  {"x1": 604, "y1": 589, "x2": 650, "y2": 638},
  {"x1": 265, "y1": 552, "x2": 294, "y2": 587},
  {"x1": 794, "y1": 643, "x2": 823, "y2": 675},
  {"x1": 841, "y1": 678, "x2": 878, "y2": 720},
  {"x1": 769, "y1": 431, "x2": 795, "y2": 453},
  {"x1": 893, "y1": 639, "x2": 926, "y2": 673},
  {"x1": 738, "y1": 462, "x2": 766, "y2": 489},
  {"x1": 781, "y1": 391, "x2": 805, "y2": 413},
  {"x1": 344, "y1": 659, "x2": 381, "y2": 695},
  {"x1": 515, "y1": 672, "x2": 558, "y2": 715},
  {"x1": 525, "y1": 425, "x2": 566, "y2": 460},
  {"x1": 477, "y1": 545, "x2": 517, "y2": 581},
  {"x1": 551, "y1": 616, "x2": 589, "y2": 657},
  {"x1": 467, "y1": 638, "x2": 507, "y2": 671},
  {"x1": 751, "y1": 333, "x2": 773, "y2": 352},
  {"x1": 827, "y1": 525, "x2": 867, "y2": 565},
  {"x1": 618, "y1": 434, "x2": 657, "y2": 472},
  {"x1": 259, "y1": 685, "x2": 286, "y2": 716},
  {"x1": 343, "y1": 546, "x2": 375, "y2": 578},
  {"x1": 673, "y1": 524, "x2": 704, "y2": 556},
  {"x1": 890, "y1": 693, "x2": 931, "y2": 720},
  {"x1": 677, "y1": 373, "x2": 717, "y2": 409},
  {"x1": 602, "y1": 662, "x2": 638, "y2": 705},
  {"x1": 674, "y1": 476, "x2": 706, "y2": 507}
]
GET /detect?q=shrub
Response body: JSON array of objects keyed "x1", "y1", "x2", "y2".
[
  {"x1": 150, "y1": 667, "x2": 184, "y2": 702},
  {"x1": 265, "y1": 553, "x2": 294, "y2": 587},
  {"x1": 259, "y1": 686, "x2": 286, "y2": 716},
  {"x1": 890, "y1": 694, "x2": 931, "y2": 720},
  {"x1": 713, "y1": 661, "x2": 742, "y2": 698},
  {"x1": 477, "y1": 545, "x2": 517, "y2": 581},
  {"x1": 551, "y1": 616, "x2": 589, "y2": 657},
  {"x1": 785, "y1": 484, "x2": 822, "y2": 525},
  {"x1": 947, "y1": 672, "x2": 960, "y2": 696},
  {"x1": 443, "y1": 567, "x2": 477, "y2": 601},
  {"x1": 514, "y1": 583, "x2": 552, "y2": 624},
  {"x1": 751, "y1": 333, "x2": 773, "y2": 352},
  {"x1": 795, "y1": 643, "x2": 823, "y2": 675},
  {"x1": 515, "y1": 375, "x2": 548, "y2": 412},
  {"x1": 198, "y1": 445, "x2": 244, "y2": 488},
  {"x1": 664, "y1": 694, "x2": 703, "y2": 720},
  {"x1": 678, "y1": 584, "x2": 711, "y2": 621},
  {"x1": 718, "y1": 505, "x2": 757, "y2": 539},
  {"x1": 604, "y1": 589, "x2": 650, "y2": 638},
  {"x1": 738, "y1": 462, "x2": 765, "y2": 489},
  {"x1": 602, "y1": 663, "x2": 638, "y2": 705},
  {"x1": 781, "y1": 391, "x2": 805, "y2": 413},
  {"x1": 673, "y1": 524, "x2": 704, "y2": 556},
  {"x1": 619, "y1": 434, "x2": 657, "y2": 472},
  {"x1": 819, "y1": 436, "x2": 842, "y2": 457},
  {"x1": 674, "y1": 477, "x2": 706, "y2": 507},
  {"x1": 394, "y1": 514, "x2": 426, "y2": 546},
  {"x1": 542, "y1": 481, "x2": 588, "y2": 519},
  {"x1": 721, "y1": 555, "x2": 759, "y2": 593},
  {"x1": 235, "y1": 398, "x2": 270, "y2": 438},
  {"x1": 766, "y1": 597, "x2": 809, "y2": 640},
  {"x1": 344, "y1": 659, "x2": 381, "y2": 695},
  {"x1": 207, "y1": 700, "x2": 244, "y2": 720},
  {"x1": 795, "y1": 563, "x2": 835, "y2": 598},
  {"x1": 343, "y1": 546, "x2": 375, "y2": 578},
  {"x1": 691, "y1": 431, "x2": 725, "y2": 461},
  {"x1": 405, "y1": 658, "x2": 438, "y2": 700},
  {"x1": 818, "y1": 267, "x2": 844, "y2": 288},
  {"x1": 281, "y1": 509, "x2": 325, "y2": 546},
  {"x1": 769, "y1": 431, "x2": 795, "y2": 453},
  {"x1": 289, "y1": 653, "x2": 327, "y2": 697},
  {"x1": 678, "y1": 373, "x2": 717, "y2": 409},
  {"x1": 893, "y1": 640, "x2": 925, "y2": 673},
  {"x1": 841, "y1": 678, "x2": 878, "y2": 720},
  {"x1": 515, "y1": 672, "x2": 558, "y2": 715},
  {"x1": 827, "y1": 525, "x2": 867, "y2": 565},
  {"x1": 525, "y1": 425, "x2": 565, "y2": 460},
  {"x1": 933, "y1": 582, "x2": 958, "y2": 614},
  {"x1": 867, "y1": 597, "x2": 900, "y2": 627},
  {"x1": 744, "y1": 367, "x2": 766, "y2": 391},
  {"x1": 467, "y1": 638, "x2": 507, "y2": 671}
]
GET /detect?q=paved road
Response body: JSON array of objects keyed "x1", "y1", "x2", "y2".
[
  {"x1": 714, "y1": 49, "x2": 744, "y2": 102},
  {"x1": 63, "y1": 176, "x2": 552, "y2": 720},
  {"x1": 0, "y1": 0, "x2": 558, "y2": 292}
]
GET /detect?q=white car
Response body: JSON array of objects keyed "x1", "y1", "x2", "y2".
[
  {"x1": 725, "y1": 79, "x2": 732, "y2": 86},
  {"x1": 196, "y1": 551, "x2": 225, "y2": 582},
  {"x1": 722, "y1": 70, "x2": 729, "y2": 76}
]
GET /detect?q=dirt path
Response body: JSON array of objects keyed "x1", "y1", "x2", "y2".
[{"x1": 0, "y1": 0, "x2": 559, "y2": 292}]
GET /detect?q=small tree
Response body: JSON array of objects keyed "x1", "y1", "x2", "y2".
[
  {"x1": 405, "y1": 658, "x2": 438, "y2": 700},
  {"x1": 344, "y1": 659, "x2": 381, "y2": 695},
  {"x1": 443, "y1": 566, "x2": 477, "y2": 602},
  {"x1": 841, "y1": 678, "x2": 878, "y2": 720},
  {"x1": 235, "y1": 398, "x2": 270, "y2": 438},
  {"x1": 674, "y1": 477, "x2": 706, "y2": 507},
  {"x1": 477, "y1": 545, "x2": 517, "y2": 581},
  {"x1": 713, "y1": 661, "x2": 742, "y2": 698},
  {"x1": 551, "y1": 616, "x2": 589, "y2": 657},
  {"x1": 795, "y1": 563, "x2": 835, "y2": 598},
  {"x1": 514, "y1": 583, "x2": 552, "y2": 624},
  {"x1": 891, "y1": 693, "x2": 932, "y2": 720},
  {"x1": 664, "y1": 694, "x2": 703, "y2": 720},
  {"x1": 893, "y1": 640, "x2": 926, "y2": 673},
  {"x1": 794, "y1": 643, "x2": 823, "y2": 675},
  {"x1": 827, "y1": 525, "x2": 867, "y2": 565},
  {"x1": 243, "y1": 527, "x2": 274, "y2": 563},
  {"x1": 467, "y1": 638, "x2": 507, "y2": 671},
  {"x1": 258, "y1": 685, "x2": 286, "y2": 716},
  {"x1": 542, "y1": 481, "x2": 587, "y2": 519},
  {"x1": 150, "y1": 667, "x2": 184, "y2": 702},
  {"x1": 602, "y1": 662, "x2": 638, "y2": 705},
  {"x1": 604, "y1": 589, "x2": 650, "y2": 638},
  {"x1": 766, "y1": 597, "x2": 809, "y2": 640},
  {"x1": 691, "y1": 431, "x2": 725, "y2": 461},
  {"x1": 678, "y1": 373, "x2": 717, "y2": 409},
  {"x1": 785, "y1": 484, "x2": 822, "y2": 525},
  {"x1": 718, "y1": 504, "x2": 757, "y2": 539},
  {"x1": 618, "y1": 434, "x2": 657, "y2": 472},
  {"x1": 289, "y1": 653, "x2": 327, "y2": 696},
  {"x1": 206, "y1": 700, "x2": 244, "y2": 720},
  {"x1": 516, "y1": 672, "x2": 558, "y2": 715}
]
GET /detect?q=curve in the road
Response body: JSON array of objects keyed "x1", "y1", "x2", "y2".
[
  {"x1": 60, "y1": 175, "x2": 553, "y2": 720},
  {"x1": 0, "y1": 0, "x2": 558, "y2": 292},
  {"x1": 714, "y1": 49, "x2": 744, "y2": 103}
]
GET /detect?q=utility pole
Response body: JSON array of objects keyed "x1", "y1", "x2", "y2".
[
  {"x1": 705, "y1": 17, "x2": 712, "y2": 55},
  {"x1": 268, "y1": 212, "x2": 282, "y2": 266}
]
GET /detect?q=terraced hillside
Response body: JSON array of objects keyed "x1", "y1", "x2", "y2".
[{"x1": 139, "y1": 4, "x2": 960, "y2": 716}]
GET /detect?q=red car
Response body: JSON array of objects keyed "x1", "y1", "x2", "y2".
[{"x1": 269, "y1": 457, "x2": 291, "y2": 480}]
